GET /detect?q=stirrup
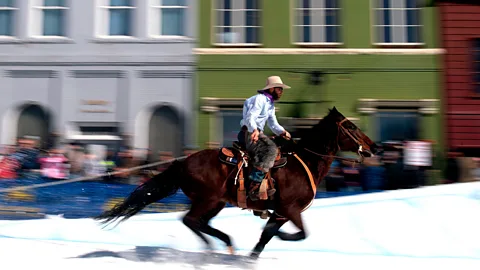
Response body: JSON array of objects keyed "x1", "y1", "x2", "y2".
[
  {"x1": 249, "y1": 188, "x2": 275, "y2": 201},
  {"x1": 267, "y1": 188, "x2": 276, "y2": 197},
  {"x1": 248, "y1": 183, "x2": 261, "y2": 201}
]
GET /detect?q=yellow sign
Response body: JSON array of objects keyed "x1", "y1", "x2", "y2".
[
  {"x1": 5, "y1": 190, "x2": 35, "y2": 202},
  {"x1": 0, "y1": 206, "x2": 41, "y2": 212},
  {"x1": 144, "y1": 203, "x2": 190, "y2": 213},
  {"x1": 80, "y1": 99, "x2": 113, "y2": 113},
  {"x1": 81, "y1": 100, "x2": 110, "y2": 105},
  {"x1": 0, "y1": 205, "x2": 42, "y2": 218},
  {"x1": 103, "y1": 198, "x2": 124, "y2": 211},
  {"x1": 80, "y1": 109, "x2": 112, "y2": 113},
  {"x1": 103, "y1": 198, "x2": 190, "y2": 213}
]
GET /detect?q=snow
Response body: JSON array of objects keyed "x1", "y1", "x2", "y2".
[{"x1": 1, "y1": 182, "x2": 480, "y2": 269}]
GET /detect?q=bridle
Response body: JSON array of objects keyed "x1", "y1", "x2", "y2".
[{"x1": 289, "y1": 118, "x2": 367, "y2": 165}]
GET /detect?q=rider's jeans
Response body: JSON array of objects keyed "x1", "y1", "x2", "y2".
[{"x1": 237, "y1": 126, "x2": 277, "y2": 183}]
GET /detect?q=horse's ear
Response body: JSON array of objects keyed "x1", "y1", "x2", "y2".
[{"x1": 332, "y1": 106, "x2": 338, "y2": 112}]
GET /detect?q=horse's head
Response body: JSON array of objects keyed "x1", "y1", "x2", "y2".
[{"x1": 327, "y1": 107, "x2": 378, "y2": 158}]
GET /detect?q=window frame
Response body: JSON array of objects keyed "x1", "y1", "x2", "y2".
[
  {"x1": 94, "y1": 0, "x2": 136, "y2": 39},
  {"x1": 290, "y1": 0, "x2": 343, "y2": 47},
  {"x1": 0, "y1": 0, "x2": 18, "y2": 38},
  {"x1": 147, "y1": 0, "x2": 189, "y2": 39},
  {"x1": 369, "y1": 0, "x2": 424, "y2": 47},
  {"x1": 211, "y1": 0, "x2": 263, "y2": 47},
  {"x1": 472, "y1": 38, "x2": 480, "y2": 96}
]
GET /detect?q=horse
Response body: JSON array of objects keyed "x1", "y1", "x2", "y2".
[{"x1": 95, "y1": 107, "x2": 378, "y2": 258}]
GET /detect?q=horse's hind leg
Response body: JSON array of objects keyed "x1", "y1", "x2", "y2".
[
  {"x1": 196, "y1": 201, "x2": 235, "y2": 254},
  {"x1": 182, "y1": 200, "x2": 234, "y2": 253},
  {"x1": 250, "y1": 213, "x2": 287, "y2": 259},
  {"x1": 182, "y1": 207, "x2": 211, "y2": 248},
  {"x1": 276, "y1": 209, "x2": 307, "y2": 241}
]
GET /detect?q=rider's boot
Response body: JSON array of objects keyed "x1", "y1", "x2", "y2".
[{"x1": 248, "y1": 168, "x2": 265, "y2": 201}]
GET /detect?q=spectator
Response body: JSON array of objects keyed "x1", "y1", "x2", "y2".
[
  {"x1": 325, "y1": 166, "x2": 346, "y2": 192},
  {"x1": 67, "y1": 143, "x2": 86, "y2": 175},
  {"x1": 83, "y1": 152, "x2": 104, "y2": 180},
  {"x1": 360, "y1": 156, "x2": 385, "y2": 191}
]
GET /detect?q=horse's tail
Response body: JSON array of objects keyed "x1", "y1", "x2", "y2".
[{"x1": 94, "y1": 160, "x2": 183, "y2": 225}]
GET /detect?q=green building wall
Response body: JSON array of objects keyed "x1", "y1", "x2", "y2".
[{"x1": 195, "y1": 0, "x2": 444, "y2": 178}]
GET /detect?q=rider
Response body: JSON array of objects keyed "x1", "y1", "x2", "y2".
[{"x1": 238, "y1": 76, "x2": 291, "y2": 200}]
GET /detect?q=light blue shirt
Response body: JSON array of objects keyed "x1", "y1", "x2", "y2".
[{"x1": 240, "y1": 93, "x2": 285, "y2": 136}]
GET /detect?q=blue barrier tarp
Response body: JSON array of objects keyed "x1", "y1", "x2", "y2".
[{"x1": 0, "y1": 177, "x2": 381, "y2": 220}]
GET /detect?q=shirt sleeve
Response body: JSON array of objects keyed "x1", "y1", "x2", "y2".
[
  {"x1": 267, "y1": 106, "x2": 285, "y2": 136},
  {"x1": 245, "y1": 95, "x2": 264, "y2": 133}
]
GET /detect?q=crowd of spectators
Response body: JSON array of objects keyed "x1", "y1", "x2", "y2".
[
  {"x1": 1, "y1": 136, "x2": 479, "y2": 190},
  {"x1": 0, "y1": 136, "x2": 197, "y2": 185},
  {"x1": 323, "y1": 142, "x2": 480, "y2": 192}
]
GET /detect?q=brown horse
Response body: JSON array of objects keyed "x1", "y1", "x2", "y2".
[{"x1": 95, "y1": 107, "x2": 378, "y2": 258}]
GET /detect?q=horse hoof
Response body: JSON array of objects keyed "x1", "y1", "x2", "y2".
[
  {"x1": 249, "y1": 251, "x2": 260, "y2": 259},
  {"x1": 204, "y1": 244, "x2": 214, "y2": 254},
  {"x1": 227, "y1": 246, "x2": 235, "y2": 255},
  {"x1": 277, "y1": 231, "x2": 288, "y2": 240}
]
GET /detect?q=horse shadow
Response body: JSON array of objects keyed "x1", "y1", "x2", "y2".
[{"x1": 71, "y1": 246, "x2": 262, "y2": 268}]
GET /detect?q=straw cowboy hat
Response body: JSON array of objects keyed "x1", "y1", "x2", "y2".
[{"x1": 261, "y1": 76, "x2": 291, "y2": 90}]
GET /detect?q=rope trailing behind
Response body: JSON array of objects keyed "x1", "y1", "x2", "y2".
[{"x1": 0, "y1": 156, "x2": 188, "y2": 193}]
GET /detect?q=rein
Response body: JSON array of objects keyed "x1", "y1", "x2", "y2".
[
  {"x1": 301, "y1": 147, "x2": 363, "y2": 164},
  {"x1": 286, "y1": 118, "x2": 365, "y2": 165}
]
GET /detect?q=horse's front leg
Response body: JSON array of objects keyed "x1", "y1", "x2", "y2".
[
  {"x1": 250, "y1": 213, "x2": 287, "y2": 259},
  {"x1": 276, "y1": 210, "x2": 307, "y2": 241}
]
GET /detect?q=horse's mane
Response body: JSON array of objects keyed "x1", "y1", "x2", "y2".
[{"x1": 297, "y1": 108, "x2": 342, "y2": 154}]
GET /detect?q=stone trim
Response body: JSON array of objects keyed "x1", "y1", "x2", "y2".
[
  {"x1": 280, "y1": 117, "x2": 360, "y2": 129},
  {"x1": 138, "y1": 70, "x2": 193, "y2": 78},
  {"x1": 194, "y1": 48, "x2": 446, "y2": 55},
  {"x1": 357, "y1": 99, "x2": 439, "y2": 114},
  {"x1": 70, "y1": 70, "x2": 125, "y2": 78},
  {"x1": 201, "y1": 97, "x2": 280, "y2": 113}
]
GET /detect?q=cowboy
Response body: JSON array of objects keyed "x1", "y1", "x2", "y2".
[{"x1": 238, "y1": 76, "x2": 291, "y2": 201}]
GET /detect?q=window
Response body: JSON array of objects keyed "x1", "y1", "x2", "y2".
[
  {"x1": 214, "y1": 0, "x2": 261, "y2": 45},
  {"x1": 473, "y1": 39, "x2": 480, "y2": 94},
  {"x1": 96, "y1": 0, "x2": 134, "y2": 37},
  {"x1": 29, "y1": 0, "x2": 68, "y2": 37},
  {"x1": 377, "y1": 111, "x2": 419, "y2": 142},
  {"x1": 372, "y1": 0, "x2": 422, "y2": 45},
  {"x1": 148, "y1": 0, "x2": 187, "y2": 37},
  {"x1": 0, "y1": 0, "x2": 16, "y2": 36},
  {"x1": 220, "y1": 111, "x2": 243, "y2": 147},
  {"x1": 293, "y1": 0, "x2": 341, "y2": 44}
]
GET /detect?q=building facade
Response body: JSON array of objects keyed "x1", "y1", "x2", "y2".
[
  {"x1": 196, "y1": 0, "x2": 443, "y2": 168},
  {"x1": 0, "y1": 0, "x2": 196, "y2": 157},
  {"x1": 438, "y1": 0, "x2": 480, "y2": 154}
]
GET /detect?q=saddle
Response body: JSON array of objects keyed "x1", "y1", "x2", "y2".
[{"x1": 218, "y1": 141, "x2": 288, "y2": 209}]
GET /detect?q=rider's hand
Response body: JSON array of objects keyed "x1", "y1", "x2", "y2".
[
  {"x1": 251, "y1": 129, "x2": 260, "y2": 143},
  {"x1": 282, "y1": 130, "x2": 291, "y2": 140}
]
